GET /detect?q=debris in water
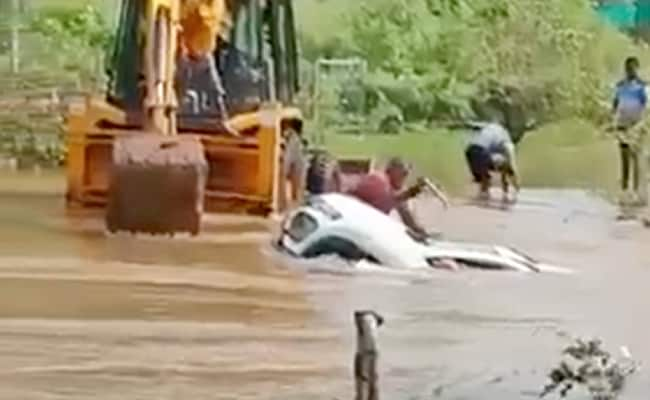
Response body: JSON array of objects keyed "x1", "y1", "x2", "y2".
[
  {"x1": 432, "y1": 385, "x2": 444, "y2": 397},
  {"x1": 539, "y1": 336, "x2": 639, "y2": 400},
  {"x1": 620, "y1": 346, "x2": 631, "y2": 359}
]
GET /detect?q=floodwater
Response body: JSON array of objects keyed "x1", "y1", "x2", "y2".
[{"x1": 1, "y1": 170, "x2": 650, "y2": 399}]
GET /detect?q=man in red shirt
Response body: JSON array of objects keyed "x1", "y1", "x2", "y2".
[{"x1": 348, "y1": 157, "x2": 429, "y2": 238}]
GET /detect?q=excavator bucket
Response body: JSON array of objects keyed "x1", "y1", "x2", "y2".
[{"x1": 105, "y1": 134, "x2": 208, "y2": 236}]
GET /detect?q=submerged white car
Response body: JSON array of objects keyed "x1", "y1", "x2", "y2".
[{"x1": 275, "y1": 193, "x2": 570, "y2": 273}]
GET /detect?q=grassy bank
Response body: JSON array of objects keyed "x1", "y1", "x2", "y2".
[
  {"x1": 325, "y1": 128, "x2": 467, "y2": 193},
  {"x1": 323, "y1": 120, "x2": 618, "y2": 196}
]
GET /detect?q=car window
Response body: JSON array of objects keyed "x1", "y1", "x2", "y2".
[
  {"x1": 303, "y1": 235, "x2": 378, "y2": 263},
  {"x1": 459, "y1": 260, "x2": 507, "y2": 270},
  {"x1": 428, "y1": 257, "x2": 508, "y2": 271},
  {"x1": 286, "y1": 211, "x2": 318, "y2": 242}
]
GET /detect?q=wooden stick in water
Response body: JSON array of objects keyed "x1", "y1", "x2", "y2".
[{"x1": 353, "y1": 310, "x2": 384, "y2": 400}]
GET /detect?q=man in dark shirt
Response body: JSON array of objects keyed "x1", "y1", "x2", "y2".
[{"x1": 612, "y1": 56, "x2": 647, "y2": 199}]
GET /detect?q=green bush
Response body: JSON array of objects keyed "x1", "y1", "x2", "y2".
[
  {"x1": 27, "y1": 4, "x2": 113, "y2": 85},
  {"x1": 299, "y1": 0, "x2": 650, "y2": 126}
]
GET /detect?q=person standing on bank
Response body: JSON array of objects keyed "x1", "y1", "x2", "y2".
[{"x1": 612, "y1": 56, "x2": 648, "y2": 205}]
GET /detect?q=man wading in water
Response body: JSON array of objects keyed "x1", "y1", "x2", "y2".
[
  {"x1": 347, "y1": 157, "x2": 447, "y2": 240},
  {"x1": 612, "y1": 56, "x2": 648, "y2": 206}
]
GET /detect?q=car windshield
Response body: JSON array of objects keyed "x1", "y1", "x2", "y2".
[
  {"x1": 305, "y1": 195, "x2": 342, "y2": 220},
  {"x1": 285, "y1": 211, "x2": 319, "y2": 243}
]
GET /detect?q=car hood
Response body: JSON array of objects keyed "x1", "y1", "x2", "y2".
[{"x1": 421, "y1": 240, "x2": 573, "y2": 274}]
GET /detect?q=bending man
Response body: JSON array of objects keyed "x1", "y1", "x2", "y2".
[{"x1": 464, "y1": 119, "x2": 519, "y2": 201}]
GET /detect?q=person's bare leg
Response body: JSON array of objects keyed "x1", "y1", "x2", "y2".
[
  {"x1": 478, "y1": 175, "x2": 490, "y2": 200},
  {"x1": 620, "y1": 142, "x2": 631, "y2": 192},
  {"x1": 289, "y1": 168, "x2": 304, "y2": 208},
  {"x1": 500, "y1": 171, "x2": 509, "y2": 202},
  {"x1": 276, "y1": 172, "x2": 288, "y2": 213},
  {"x1": 630, "y1": 148, "x2": 645, "y2": 206},
  {"x1": 215, "y1": 96, "x2": 240, "y2": 137}
]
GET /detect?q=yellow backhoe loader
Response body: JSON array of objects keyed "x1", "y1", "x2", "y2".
[{"x1": 64, "y1": 0, "x2": 304, "y2": 235}]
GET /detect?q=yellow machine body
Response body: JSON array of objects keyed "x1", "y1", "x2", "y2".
[{"x1": 65, "y1": 0, "x2": 305, "y2": 219}]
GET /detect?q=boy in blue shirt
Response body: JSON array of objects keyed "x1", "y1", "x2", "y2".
[{"x1": 612, "y1": 56, "x2": 647, "y2": 200}]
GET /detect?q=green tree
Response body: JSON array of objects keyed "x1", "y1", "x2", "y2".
[
  {"x1": 28, "y1": 4, "x2": 114, "y2": 84},
  {"x1": 342, "y1": 0, "x2": 646, "y2": 123}
]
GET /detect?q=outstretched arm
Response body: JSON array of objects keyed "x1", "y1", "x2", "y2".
[
  {"x1": 395, "y1": 202, "x2": 427, "y2": 238},
  {"x1": 394, "y1": 184, "x2": 423, "y2": 203},
  {"x1": 394, "y1": 178, "x2": 448, "y2": 208}
]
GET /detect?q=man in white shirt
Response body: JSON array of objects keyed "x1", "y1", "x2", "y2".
[{"x1": 464, "y1": 120, "x2": 520, "y2": 201}]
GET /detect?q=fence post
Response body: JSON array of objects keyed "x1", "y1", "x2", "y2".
[{"x1": 353, "y1": 310, "x2": 384, "y2": 400}]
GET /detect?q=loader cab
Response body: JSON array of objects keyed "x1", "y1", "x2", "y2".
[
  {"x1": 106, "y1": 0, "x2": 300, "y2": 121},
  {"x1": 217, "y1": 0, "x2": 300, "y2": 114}
]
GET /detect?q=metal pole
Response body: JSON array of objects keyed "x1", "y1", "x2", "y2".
[
  {"x1": 313, "y1": 58, "x2": 322, "y2": 146},
  {"x1": 9, "y1": 0, "x2": 20, "y2": 74},
  {"x1": 312, "y1": 58, "x2": 369, "y2": 145}
]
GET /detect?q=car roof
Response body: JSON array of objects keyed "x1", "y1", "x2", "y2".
[
  {"x1": 308, "y1": 193, "x2": 429, "y2": 268},
  {"x1": 315, "y1": 193, "x2": 407, "y2": 232}
]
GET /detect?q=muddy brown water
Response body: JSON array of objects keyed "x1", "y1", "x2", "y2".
[{"x1": 1, "y1": 171, "x2": 650, "y2": 399}]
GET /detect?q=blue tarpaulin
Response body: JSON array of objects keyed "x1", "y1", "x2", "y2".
[
  {"x1": 596, "y1": 2, "x2": 637, "y2": 29},
  {"x1": 637, "y1": 0, "x2": 650, "y2": 28}
]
